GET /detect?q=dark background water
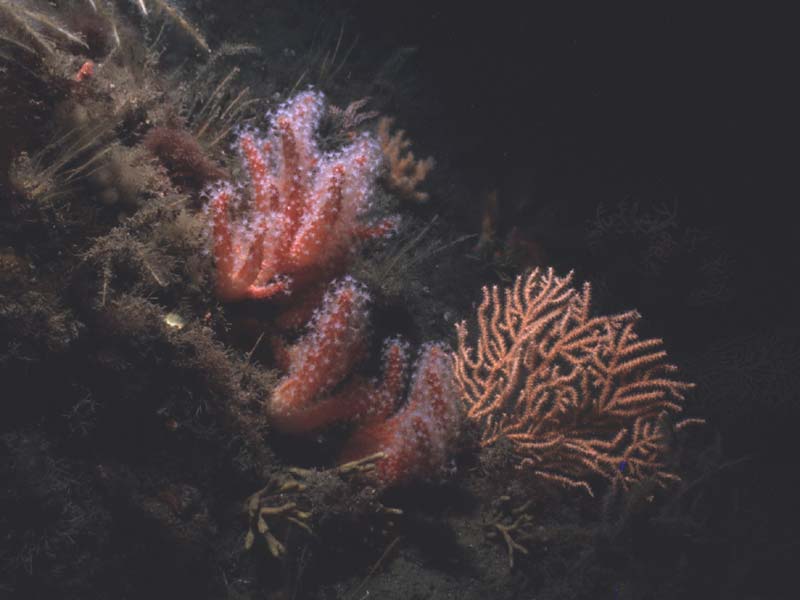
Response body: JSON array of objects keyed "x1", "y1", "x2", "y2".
[{"x1": 336, "y1": 1, "x2": 798, "y2": 327}]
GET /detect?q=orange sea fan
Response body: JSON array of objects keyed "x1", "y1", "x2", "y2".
[{"x1": 454, "y1": 267, "x2": 699, "y2": 495}]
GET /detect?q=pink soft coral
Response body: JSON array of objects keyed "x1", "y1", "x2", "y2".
[
  {"x1": 268, "y1": 277, "x2": 462, "y2": 487},
  {"x1": 339, "y1": 340, "x2": 462, "y2": 485},
  {"x1": 206, "y1": 91, "x2": 396, "y2": 302}
]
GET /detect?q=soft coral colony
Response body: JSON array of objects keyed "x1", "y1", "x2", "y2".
[
  {"x1": 206, "y1": 90, "x2": 698, "y2": 492},
  {"x1": 269, "y1": 277, "x2": 461, "y2": 484},
  {"x1": 207, "y1": 90, "x2": 396, "y2": 303},
  {"x1": 206, "y1": 91, "x2": 460, "y2": 487}
]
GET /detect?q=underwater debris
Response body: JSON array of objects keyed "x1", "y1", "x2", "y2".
[{"x1": 454, "y1": 267, "x2": 699, "y2": 496}]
